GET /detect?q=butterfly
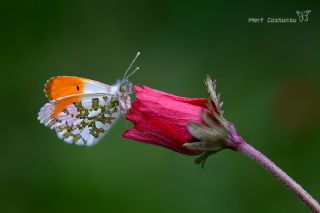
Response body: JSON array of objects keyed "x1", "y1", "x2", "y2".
[
  {"x1": 38, "y1": 52, "x2": 140, "y2": 146},
  {"x1": 296, "y1": 10, "x2": 311, "y2": 22}
]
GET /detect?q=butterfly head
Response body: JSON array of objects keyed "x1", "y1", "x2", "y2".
[
  {"x1": 119, "y1": 79, "x2": 133, "y2": 94},
  {"x1": 118, "y1": 52, "x2": 140, "y2": 95}
]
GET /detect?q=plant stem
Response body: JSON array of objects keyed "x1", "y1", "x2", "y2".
[{"x1": 236, "y1": 142, "x2": 320, "y2": 213}]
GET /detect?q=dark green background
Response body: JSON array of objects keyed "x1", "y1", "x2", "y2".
[{"x1": 1, "y1": 1, "x2": 319, "y2": 212}]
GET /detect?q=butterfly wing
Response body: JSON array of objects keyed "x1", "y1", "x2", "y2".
[
  {"x1": 38, "y1": 93, "x2": 121, "y2": 146},
  {"x1": 45, "y1": 76, "x2": 118, "y2": 100}
]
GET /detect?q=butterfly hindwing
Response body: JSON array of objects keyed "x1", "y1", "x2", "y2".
[{"x1": 38, "y1": 94, "x2": 121, "y2": 146}]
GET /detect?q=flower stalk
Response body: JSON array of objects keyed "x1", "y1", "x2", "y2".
[{"x1": 236, "y1": 142, "x2": 320, "y2": 213}]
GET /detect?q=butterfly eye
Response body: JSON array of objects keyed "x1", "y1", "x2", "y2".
[
  {"x1": 76, "y1": 86, "x2": 80, "y2": 91},
  {"x1": 120, "y1": 86, "x2": 125, "y2": 92}
]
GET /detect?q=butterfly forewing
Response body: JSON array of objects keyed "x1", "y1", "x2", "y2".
[
  {"x1": 45, "y1": 76, "x2": 116, "y2": 101},
  {"x1": 38, "y1": 94, "x2": 121, "y2": 146}
]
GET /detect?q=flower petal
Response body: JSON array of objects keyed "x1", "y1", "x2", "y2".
[{"x1": 122, "y1": 85, "x2": 207, "y2": 155}]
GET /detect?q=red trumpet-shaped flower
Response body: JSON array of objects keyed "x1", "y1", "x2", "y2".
[
  {"x1": 122, "y1": 85, "x2": 207, "y2": 155},
  {"x1": 122, "y1": 76, "x2": 238, "y2": 159}
]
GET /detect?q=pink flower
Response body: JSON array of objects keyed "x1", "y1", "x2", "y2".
[
  {"x1": 122, "y1": 76, "x2": 243, "y2": 167},
  {"x1": 122, "y1": 86, "x2": 208, "y2": 155}
]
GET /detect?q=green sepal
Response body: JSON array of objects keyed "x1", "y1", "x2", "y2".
[
  {"x1": 185, "y1": 75, "x2": 236, "y2": 167},
  {"x1": 205, "y1": 75, "x2": 224, "y2": 115},
  {"x1": 195, "y1": 150, "x2": 221, "y2": 168},
  {"x1": 201, "y1": 110, "x2": 216, "y2": 128},
  {"x1": 188, "y1": 122, "x2": 226, "y2": 143}
]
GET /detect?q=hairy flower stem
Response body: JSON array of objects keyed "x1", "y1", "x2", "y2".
[{"x1": 235, "y1": 142, "x2": 320, "y2": 213}]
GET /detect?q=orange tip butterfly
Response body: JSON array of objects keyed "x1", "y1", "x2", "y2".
[{"x1": 38, "y1": 52, "x2": 140, "y2": 146}]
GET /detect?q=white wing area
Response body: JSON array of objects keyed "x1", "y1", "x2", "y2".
[
  {"x1": 38, "y1": 102, "x2": 56, "y2": 131},
  {"x1": 83, "y1": 78, "x2": 120, "y2": 94},
  {"x1": 38, "y1": 94, "x2": 121, "y2": 146}
]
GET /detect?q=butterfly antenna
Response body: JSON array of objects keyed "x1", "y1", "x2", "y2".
[
  {"x1": 125, "y1": 66, "x2": 140, "y2": 80},
  {"x1": 123, "y1": 52, "x2": 140, "y2": 79}
]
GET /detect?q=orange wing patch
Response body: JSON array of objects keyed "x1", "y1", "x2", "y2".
[
  {"x1": 45, "y1": 76, "x2": 85, "y2": 100},
  {"x1": 53, "y1": 95, "x2": 81, "y2": 118}
]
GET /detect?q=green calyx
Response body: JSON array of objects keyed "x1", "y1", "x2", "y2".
[{"x1": 184, "y1": 75, "x2": 232, "y2": 167}]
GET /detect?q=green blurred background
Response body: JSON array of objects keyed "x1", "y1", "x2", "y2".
[{"x1": 1, "y1": 0, "x2": 319, "y2": 212}]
